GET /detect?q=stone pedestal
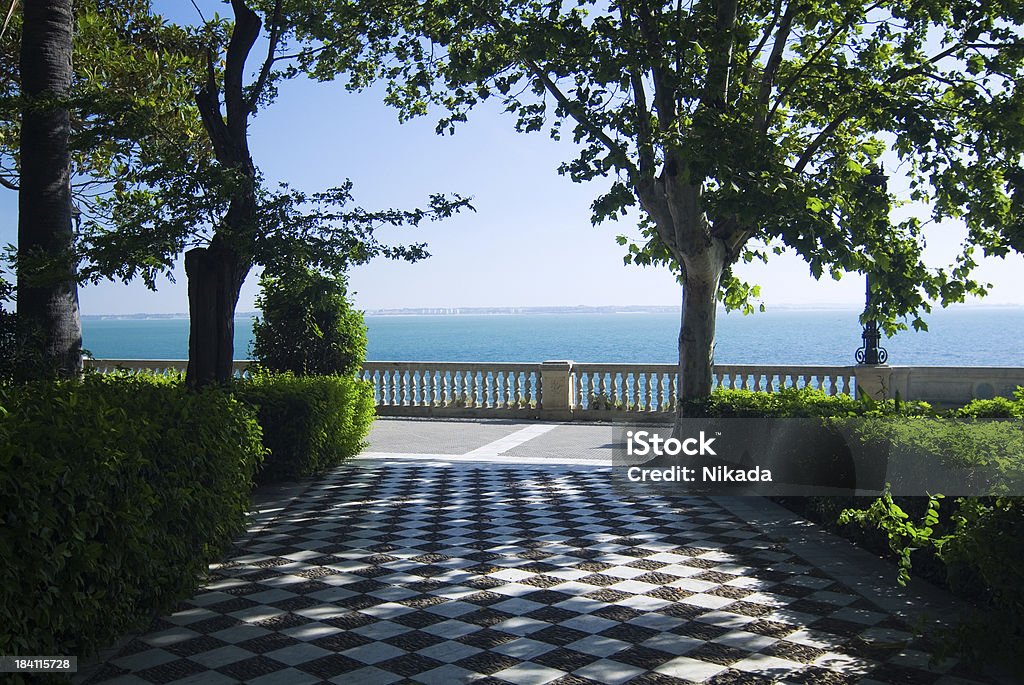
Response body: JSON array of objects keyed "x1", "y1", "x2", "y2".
[
  {"x1": 541, "y1": 360, "x2": 575, "y2": 418},
  {"x1": 853, "y1": 365, "x2": 892, "y2": 402}
]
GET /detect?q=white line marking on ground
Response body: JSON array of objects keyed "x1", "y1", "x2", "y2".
[
  {"x1": 361, "y1": 451, "x2": 466, "y2": 461},
  {"x1": 462, "y1": 423, "x2": 562, "y2": 458},
  {"x1": 356, "y1": 453, "x2": 608, "y2": 466}
]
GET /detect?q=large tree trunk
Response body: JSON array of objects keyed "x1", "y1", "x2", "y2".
[
  {"x1": 638, "y1": 177, "x2": 731, "y2": 419},
  {"x1": 185, "y1": 240, "x2": 249, "y2": 388},
  {"x1": 676, "y1": 249, "x2": 724, "y2": 417},
  {"x1": 17, "y1": 0, "x2": 82, "y2": 379},
  {"x1": 185, "y1": 0, "x2": 261, "y2": 388}
]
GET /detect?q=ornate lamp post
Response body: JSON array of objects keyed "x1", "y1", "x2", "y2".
[{"x1": 856, "y1": 165, "x2": 889, "y2": 365}]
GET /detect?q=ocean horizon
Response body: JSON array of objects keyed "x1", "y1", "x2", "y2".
[{"x1": 81, "y1": 305, "x2": 1024, "y2": 367}]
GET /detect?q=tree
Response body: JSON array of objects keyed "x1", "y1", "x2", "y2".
[
  {"x1": 2, "y1": 1, "x2": 210, "y2": 377},
  {"x1": 4, "y1": 1, "x2": 468, "y2": 387},
  {"x1": 66, "y1": 0, "x2": 469, "y2": 387},
  {"x1": 16, "y1": 0, "x2": 81, "y2": 378},
  {"x1": 252, "y1": 265, "x2": 367, "y2": 377},
  {"x1": 365, "y1": 0, "x2": 1024, "y2": 420}
]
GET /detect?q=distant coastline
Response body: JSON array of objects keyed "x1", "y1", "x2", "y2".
[
  {"x1": 81, "y1": 302, "x2": 1024, "y2": 319},
  {"x1": 82, "y1": 312, "x2": 259, "y2": 321}
]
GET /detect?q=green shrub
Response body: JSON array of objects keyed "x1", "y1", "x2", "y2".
[
  {"x1": 694, "y1": 386, "x2": 901, "y2": 418},
  {"x1": 0, "y1": 280, "x2": 15, "y2": 383},
  {"x1": 0, "y1": 374, "x2": 264, "y2": 661},
  {"x1": 702, "y1": 385, "x2": 1022, "y2": 672},
  {"x1": 839, "y1": 493, "x2": 1024, "y2": 676},
  {"x1": 0, "y1": 305, "x2": 15, "y2": 383},
  {"x1": 957, "y1": 396, "x2": 1023, "y2": 419},
  {"x1": 235, "y1": 372, "x2": 375, "y2": 483},
  {"x1": 938, "y1": 497, "x2": 1024, "y2": 670},
  {"x1": 252, "y1": 267, "x2": 367, "y2": 376},
  {"x1": 686, "y1": 386, "x2": 935, "y2": 419}
]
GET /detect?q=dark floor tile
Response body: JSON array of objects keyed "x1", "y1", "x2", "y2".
[
  {"x1": 454, "y1": 651, "x2": 523, "y2": 675},
  {"x1": 216, "y1": 655, "x2": 289, "y2": 681},
  {"x1": 135, "y1": 658, "x2": 206, "y2": 684},
  {"x1": 684, "y1": 642, "x2": 749, "y2": 666},
  {"x1": 376, "y1": 652, "x2": 446, "y2": 677},
  {"x1": 608, "y1": 645, "x2": 675, "y2": 669},
  {"x1": 598, "y1": 624, "x2": 661, "y2": 644},
  {"x1": 294, "y1": 653, "x2": 366, "y2": 678}
]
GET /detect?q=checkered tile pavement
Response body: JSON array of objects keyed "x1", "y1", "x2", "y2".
[{"x1": 81, "y1": 463, "x2": 993, "y2": 684}]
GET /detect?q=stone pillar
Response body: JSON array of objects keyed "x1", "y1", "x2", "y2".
[
  {"x1": 541, "y1": 360, "x2": 575, "y2": 419},
  {"x1": 853, "y1": 365, "x2": 892, "y2": 402}
]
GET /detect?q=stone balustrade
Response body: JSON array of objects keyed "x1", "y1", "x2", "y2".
[
  {"x1": 83, "y1": 358, "x2": 1024, "y2": 420},
  {"x1": 366, "y1": 362, "x2": 861, "y2": 420},
  {"x1": 360, "y1": 361, "x2": 541, "y2": 419},
  {"x1": 83, "y1": 358, "x2": 251, "y2": 376}
]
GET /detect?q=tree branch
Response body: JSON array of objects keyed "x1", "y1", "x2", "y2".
[
  {"x1": 794, "y1": 40, "x2": 984, "y2": 174},
  {"x1": 188, "y1": 0, "x2": 206, "y2": 24},
  {"x1": 224, "y1": 0, "x2": 262, "y2": 146},
  {"x1": 702, "y1": 0, "x2": 739, "y2": 107},
  {"x1": 523, "y1": 59, "x2": 636, "y2": 176},
  {"x1": 766, "y1": 5, "x2": 879, "y2": 125},
  {"x1": 0, "y1": 174, "x2": 18, "y2": 191},
  {"x1": 890, "y1": 43, "x2": 962, "y2": 82},
  {"x1": 634, "y1": 0, "x2": 677, "y2": 132},
  {"x1": 620, "y1": 2, "x2": 655, "y2": 176},
  {"x1": 754, "y1": 0, "x2": 797, "y2": 131},
  {"x1": 245, "y1": 0, "x2": 283, "y2": 114},
  {"x1": 195, "y1": 49, "x2": 231, "y2": 163},
  {"x1": 793, "y1": 116, "x2": 849, "y2": 174},
  {"x1": 471, "y1": 4, "x2": 637, "y2": 177},
  {"x1": 272, "y1": 43, "x2": 333, "y2": 63},
  {"x1": 742, "y1": 0, "x2": 781, "y2": 87}
]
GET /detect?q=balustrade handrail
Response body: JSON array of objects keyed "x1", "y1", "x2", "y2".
[
  {"x1": 83, "y1": 359, "x2": 250, "y2": 373},
  {"x1": 363, "y1": 361, "x2": 539, "y2": 371},
  {"x1": 572, "y1": 362, "x2": 857, "y2": 373},
  {"x1": 82, "y1": 358, "x2": 1024, "y2": 372},
  {"x1": 82, "y1": 359, "x2": 1024, "y2": 418}
]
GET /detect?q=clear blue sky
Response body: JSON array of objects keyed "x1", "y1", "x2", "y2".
[{"x1": 2, "y1": 1, "x2": 1021, "y2": 315}]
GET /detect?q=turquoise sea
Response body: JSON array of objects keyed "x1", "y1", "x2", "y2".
[{"x1": 82, "y1": 307, "x2": 1024, "y2": 367}]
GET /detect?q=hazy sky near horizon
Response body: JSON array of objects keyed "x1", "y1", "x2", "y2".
[{"x1": 2, "y1": 2, "x2": 1023, "y2": 315}]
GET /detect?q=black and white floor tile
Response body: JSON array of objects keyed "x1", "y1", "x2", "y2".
[{"x1": 81, "y1": 463, "x2": 994, "y2": 684}]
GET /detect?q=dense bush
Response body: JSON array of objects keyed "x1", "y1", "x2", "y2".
[
  {"x1": 836, "y1": 493, "x2": 1024, "y2": 676},
  {"x1": 252, "y1": 267, "x2": 367, "y2": 376},
  {"x1": 0, "y1": 374, "x2": 265, "y2": 661},
  {"x1": 687, "y1": 386, "x2": 932, "y2": 418},
  {"x1": 736, "y1": 386, "x2": 1024, "y2": 676},
  {"x1": 956, "y1": 390, "x2": 1024, "y2": 418},
  {"x1": 0, "y1": 304, "x2": 16, "y2": 383},
  {"x1": 235, "y1": 372, "x2": 375, "y2": 483},
  {"x1": 709, "y1": 387, "x2": 859, "y2": 417},
  {"x1": 937, "y1": 497, "x2": 1024, "y2": 668},
  {"x1": 694, "y1": 386, "x2": 1024, "y2": 674}
]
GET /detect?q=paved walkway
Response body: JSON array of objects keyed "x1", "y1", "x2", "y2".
[{"x1": 78, "y1": 419, "x2": 996, "y2": 684}]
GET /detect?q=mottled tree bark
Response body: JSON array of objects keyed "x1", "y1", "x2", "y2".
[
  {"x1": 677, "y1": 250, "x2": 724, "y2": 409},
  {"x1": 17, "y1": 0, "x2": 83, "y2": 378},
  {"x1": 637, "y1": 174, "x2": 735, "y2": 418}
]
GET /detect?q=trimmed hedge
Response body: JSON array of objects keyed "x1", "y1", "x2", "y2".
[
  {"x1": 0, "y1": 374, "x2": 265, "y2": 660},
  {"x1": 235, "y1": 372, "x2": 375, "y2": 483},
  {"x1": 690, "y1": 386, "x2": 932, "y2": 418},
  {"x1": 956, "y1": 394, "x2": 1024, "y2": 419},
  {"x1": 731, "y1": 386, "x2": 1024, "y2": 675}
]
